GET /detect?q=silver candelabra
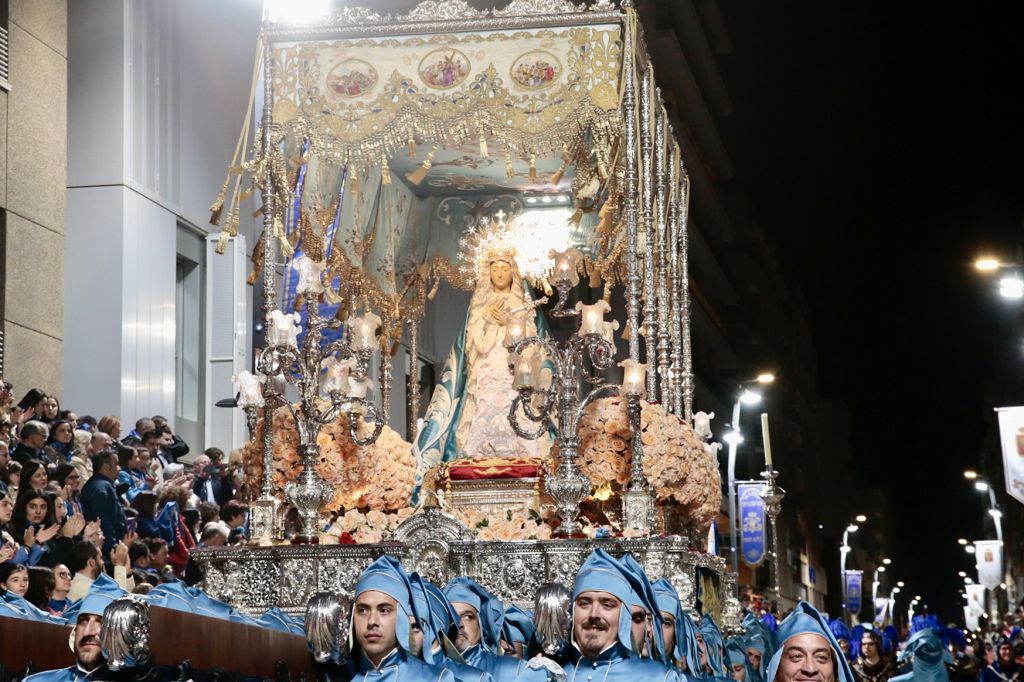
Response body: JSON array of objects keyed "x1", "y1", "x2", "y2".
[
  {"x1": 504, "y1": 270, "x2": 624, "y2": 537},
  {"x1": 759, "y1": 468, "x2": 786, "y2": 598}
]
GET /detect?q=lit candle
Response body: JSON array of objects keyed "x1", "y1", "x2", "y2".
[
  {"x1": 600, "y1": 319, "x2": 620, "y2": 345},
  {"x1": 350, "y1": 311, "x2": 382, "y2": 352},
  {"x1": 761, "y1": 412, "x2": 773, "y2": 468},
  {"x1": 576, "y1": 300, "x2": 610, "y2": 336},
  {"x1": 267, "y1": 310, "x2": 301, "y2": 348},
  {"x1": 321, "y1": 357, "x2": 353, "y2": 396},
  {"x1": 548, "y1": 248, "x2": 581, "y2": 288},
  {"x1": 619, "y1": 359, "x2": 647, "y2": 397},
  {"x1": 234, "y1": 370, "x2": 266, "y2": 407},
  {"x1": 512, "y1": 351, "x2": 539, "y2": 390},
  {"x1": 294, "y1": 255, "x2": 326, "y2": 296},
  {"x1": 505, "y1": 314, "x2": 527, "y2": 348}
]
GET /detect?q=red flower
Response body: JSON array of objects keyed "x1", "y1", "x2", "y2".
[{"x1": 338, "y1": 532, "x2": 357, "y2": 545}]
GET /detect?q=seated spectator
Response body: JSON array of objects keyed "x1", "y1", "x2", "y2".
[
  {"x1": 184, "y1": 524, "x2": 228, "y2": 586},
  {"x1": 0, "y1": 562, "x2": 28, "y2": 596},
  {"x1": 198, "y1": 501, "x2": 220, "y2": 528},
  {"x1": 152, "y1": 416, "x2": 189, "y2": 462},
  {"x1": 58, "y1": 410, "x2": 78, "y2": 430},
  {"x1": 77, "y1": 415, "x2": 98, "y2": 432},
  {"x1": 0, "y1": 461, "x2": 19, "y2": 499},
  {"x1": 11, "y1": 488, "x2": 85, "y2": 568},
  {"x1": 67, "y1": 539, "x2": 133, "y2": 599},
  {"x1": 96, "y1": 415, "x2": 122, "y2": 441},
  {"x1": 132, "y1": 491, "x2": 170, "y2": 542},
  {"x1": 37, "y1": 395, "x2": 60, "y2": 426},
  {"x1": 155, "y1": 486, "x2": 196, "y2": 574},
  {"x1": 16, "y1": 459, "x2": 49, "y2": 503},
  {"x1": 221, "y1": 499, "x2": 249, "y2": 544},
  {"x1": 122, "y1": 417, "x2": 155, "y2": 447},
  {"x1": 191, "y1": 450, "x2": 232, "y2": 505},
  {"x1": 80, "y1": 450, "x2": 126, "y2": 552},
  {"x1": 25, "y1": 565, "x2": 55, "y2": 610},
  {"x1": 43, "y1": 419, "x2": 74, "y2": 464},
  {"x1": 48, "y1": 563, "x2": 72, "y2": 614},
  {"x1": 115, "y1": 444, "x2": 148, "y2": 502},
  {"x1": 0, "y1": 492, "x2": 23, "y2": 565},
  {"x1": 141, "y1": 431, "x2": 167, "y2": 484},
  {"x1": 12, "y1": 421, "x2": 48, "y2": 465},
  {"x1": 129, "y1": 541, "x2": 150, "y2": 570},
  {"x1": 142, "y1": 537, "x2": 178, "y2": 583},
  {"x1": 0, "y1": 439, "x2": 9, "y2": 470},
  {"x1": 53, "y1": 463, "x2": 84, "y2": 517}
]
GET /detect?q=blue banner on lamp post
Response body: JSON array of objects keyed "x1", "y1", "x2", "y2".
[
  {"x1": 844, "y1": 570, "x2": 863, "y2": 615},
  {"x1": 738, "y1": 483, "x2": 767, "y2": 567}
]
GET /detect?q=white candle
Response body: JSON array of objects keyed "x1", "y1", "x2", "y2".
[
  {"x1": 348, "y1": 377, "x2": 372, "y2": 400},
  {"x1": 234, "y1": 371, "x2": 266, "y2": 408},
  {"x1": 504, "y1": 314, "x2": 527, "y2": 348},
  {"x1": 512, "y1": 352, "x2": 538, "y2": 390},
  {"x1": 577, "y1": 300, "x2": 609, "y2": 336},
  {"x1": 619, "y1": 359, "x2": 647, "y2": 397},
  {"x1": 761, "y1": 412, "x2": 773, "y2": 468},
  {"x1": 350, "y1": 311, "x2": 381, "y2": 352},
  {"x1": 549, "y1": 248, "x2": 581, "y2": 287}
]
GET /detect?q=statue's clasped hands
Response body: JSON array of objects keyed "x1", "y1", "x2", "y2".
[{"x1": 486, "y1": 298, "x2": 509, "y2": 326}]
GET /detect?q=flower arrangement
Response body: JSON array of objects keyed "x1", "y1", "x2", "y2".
[
  {"x1": 320, "y1": 507, "x2": 418, "y2": 544},
  {"x1": 242, "y1": 404, "x2": 417, "y2": 515},
  {"x1": 575, "y1": 397, "x2": 722, "y2": 531},
  {"x1": 452, "y1": 507, "x2": 555, "y2": 542}
]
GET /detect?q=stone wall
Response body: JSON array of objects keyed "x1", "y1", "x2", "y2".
[{"x1": 0, "y1": 0, "x2": 67, "y2": 397}]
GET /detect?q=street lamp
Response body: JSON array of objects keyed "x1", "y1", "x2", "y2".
[
  {"x1": 975, "y1": 257, "x2": 1001, "y2": 272},
  {"x1": 999, "y1": 276, "x2": 1024, "y2": 299},
  {"x1": 872, "y1": 562, "x2": 888, "y2": 602},
  {"x1": 966, "y1": 473, "x2": 1003, "y2": 544},
  {"x1": 725, "y1": 373, "x2": 775, "y2": 575}
]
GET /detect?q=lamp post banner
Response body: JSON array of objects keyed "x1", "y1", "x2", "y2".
[
  {"x1": 738, "y1": 483, "x2": 767, "y2": 567},
  {"x1": 996, "y1": 406, "x2": 1024, "y2": 504},
  {"x1": 843, "y1": 570, "x2": 863, "y2": 615},
  {"x1": 966, "y1": 583, "x2": 986, "y2": 628},
  {"x1": 873, "y1": 597, "x2": 890, "y2": 627},
  {"x1": 975, "y1": 540, "x2": 1003, "y2": 590}
]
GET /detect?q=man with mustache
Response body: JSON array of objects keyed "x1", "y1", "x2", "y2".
[
  {"x1": 563, "y1": 549, "x2": 682, "y2": 682},
  {"x1": 25, "y1": 574, "x2": 156, "y2": 682},
  {"x1": 766, "y1": 602, "x2": 855, "y2": 682}
]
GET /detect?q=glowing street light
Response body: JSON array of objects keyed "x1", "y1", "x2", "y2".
[
  {"x1": 882, "y1": 558, "x2": 892, "y2": 565},
  {"x1": 756, "y1": 373, "x2": 776, "y2": 384},
  {"x1": 966, "y1": 545, "x2": 976, "y2": 554},
  {"x1": 999, "y1": 275, "x2": 1024, "y2": 299},
  {"x1": 975, "y1": 480, "x2": 990, "y2": 492},
  {"x1": 958, "y1": 538, "x2": 968, "y2": 545},
  {"x1": 855, "y1": 514, "x2": 868, "y2": 523},
  {"x1": 976, "y1": 257, "x2": 1001, "y2": 272},
  {"x1": 964, "y1": 470, "x2": 978, "y2": 480},
  {"x1": 897, "y1": 581, "x2": 905, "y2": 588},
  {"x1": 740, "y1": 389, "x2": 763, "y2": 405},
  {"x1": 958, "y1": 571, "x2": 967, "y2": 578}
]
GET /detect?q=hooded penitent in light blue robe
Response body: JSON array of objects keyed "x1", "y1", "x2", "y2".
[
  {"x1": 889, "y1": 629, "x2": 951, "y2": 682},
  {"x1": 25, "y1": 575, "x2": 129, "y2": 682},
  {"x1": 765, "y1": 602, "x2": 855, "y2": 682},
  {"x1": 652, "y1": 578, "x2": 700, "y2": 673},
  {"x1": 828, "y1": 619, "x2": 852, "y2": 662},
  {"x1": 562, "y1": 549, "x2": 683, "y2": 682},
  {"x1": 699, "y1": 615, "x2": 732, "y2": 681},
  {"x1": 352, "y1": 557, "x2": 453, "y2": 682},
  {"x1": 444, "y1": 577, "x2": 545, "y2": 682},
  {"x1": 619, "y1": 553, "x2": 667, "y2": 661},
  {"x1": 726, "y1": 639, "x2": 758, "y2": 682},
  {"x1": 411, "y1": 573, "x2": 493, "y2": 682}
]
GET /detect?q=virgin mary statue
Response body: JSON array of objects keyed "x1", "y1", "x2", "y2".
[{"x1": 413, "y1": 237, "x2": 552, "y2": 499}]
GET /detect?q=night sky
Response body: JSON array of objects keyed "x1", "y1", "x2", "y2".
[{"x1": 719, "y1": 3, "x2": 1024, "y2": 619}]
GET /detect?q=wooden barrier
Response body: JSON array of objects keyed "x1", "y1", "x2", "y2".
[{"x1": 0, "y1": 607, "x2": 313, "y2": 677}]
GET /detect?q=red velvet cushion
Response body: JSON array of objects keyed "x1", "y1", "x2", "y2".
[{"x1": 445, "y1": 457, "x2": 543, "y2": 480}]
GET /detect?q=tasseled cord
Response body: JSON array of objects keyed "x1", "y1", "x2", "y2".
[{"x1": 406, "y1": 145, "x2": 438, "y2": 186}]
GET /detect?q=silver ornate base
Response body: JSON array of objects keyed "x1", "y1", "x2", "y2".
[
  {"x1": 620, "y1": 489, "x2": 654, "y2": 533},
  {"x1": 248, "y1": 498, "x2": 279, "y2": 546},
  {"x1": 195, "y1": 509, "x2": 739, "y2": 631},
  {"x1": 446, "y1": 477, "x2": 541, "y2": 514}
]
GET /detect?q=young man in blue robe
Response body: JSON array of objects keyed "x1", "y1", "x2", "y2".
[
  {"x1": 444, "y1": 577, "x2": 547, "y2": 682},
  {"x1": 350, "y1": 556, "x2": 454, "y2": 682},
  {"x1": 652, "y1": 577, "x2": 701, "y2": 674},
  {"x1": 765, "y1": 602, "x2": 855, "y2": 682},
  {"x1": 410, "y1": 573, "x2": 494, "y2": 682},
  {"x1": 562, "y1": 549, "x2": 683, "y2": 682}
]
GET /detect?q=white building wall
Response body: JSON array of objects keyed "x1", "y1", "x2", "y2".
[{"x1": 65, "y1": 0, "x2": 262, "y2": 445}]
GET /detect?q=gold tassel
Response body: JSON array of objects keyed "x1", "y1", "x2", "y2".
[
  {"x1": 427, "y1": 277, "x2": 440, "y2": 301},
  {"x1": 569, "y1": 208, "x2": 584, "y2": 226},
  {"x1": 528, "y1": 154, "x2": 538, "y2": 183},
  {"x1": 599, "y1": 198, "x2": 614, "y2": 219},
  {"x1": 238, "y1": 186, "x2": 254, "y2": 203},
  {"x1": 505, "y1": 153, "x2": 515, "y2": 180},
  {"x1": 214, "y1": 230, "x2": 230, "y2": 255},
  {"x1": 542, "y1": 280, "x2": 553, "y2": 298},
  {"x1": 381, "y1": 155, "x2": 392, "y2": 185},
  {"x1": 335, "y1": 301, "x2": 350, "y2": 322},
  {"x1": 406, "y1": 145, "x2": 437, "y2": 186},
  {"x1": 479, "y1": 133, "x2": 489, "y2": 159},
  {"x1": 622, "y1": 320, "x2": 632, "y2": 341},
  {"x1": 590, "y1": 267, "x2": 602, "y2": 289},
  {"x1": 603, "y1": 281, "x2": 613, "y2": 302},
  {"x1": 252, "y1": 205, "x2": 264, "y2": 218},
  {"x1": 550, "y1": 161, "x2": 566, "y2": 186},
  {"x1": 209, "y1": 183, "x2": 228, "y2": 226},
  {"x1": 279, "y1": 233, "x2": 294, "y2": 258},
  {"x1": 408, "y1": 137, "x2": 417, "y2": 158},
  {"x1": 351, "y1": 171, "x2": 361, "y2": 197}
]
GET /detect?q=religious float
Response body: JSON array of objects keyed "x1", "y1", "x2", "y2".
[{"x1": 193, "y1": 0, "x2": 786, "y2": 632}]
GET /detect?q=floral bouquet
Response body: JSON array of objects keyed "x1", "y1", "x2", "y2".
[
  {"x1": 242, "y1": 404, "x2": 417, "y2": 517},
  {"x1": 575, "y1": 397, "x2": 722, "y2": 532}
]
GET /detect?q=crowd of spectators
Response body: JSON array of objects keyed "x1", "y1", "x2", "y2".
[{"x1": 0, "y1": 382, "x2": 249, "y2": 614}]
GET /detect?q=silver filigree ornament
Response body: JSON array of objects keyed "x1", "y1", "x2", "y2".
[
  {"x1": 99, "y1": 596, "x2": 151, "y2": 671},
  {"x1": 305, "y1": 592, "x2": 352, "y2": 663}
]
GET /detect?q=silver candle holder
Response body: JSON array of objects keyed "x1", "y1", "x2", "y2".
[{"x1": 759, "y1": 468, "x2": 786, "y2": 598}]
